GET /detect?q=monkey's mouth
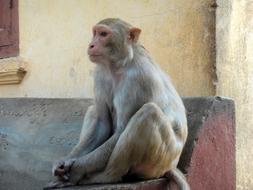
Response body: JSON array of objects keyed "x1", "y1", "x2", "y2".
[
  {"x1": 89, "y1": 54, "x2": 102, "y2": 58},
  {"x1": 89, "y1": 55, "x2": 103, "y2": 63}
]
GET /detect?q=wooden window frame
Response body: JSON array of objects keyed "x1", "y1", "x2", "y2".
[
  {"x1": 0, "y1": 0, "x2": 25, "y2": 85},
  {"x1": 0, "y1": 0, "x2": 19, "y2": 59}
]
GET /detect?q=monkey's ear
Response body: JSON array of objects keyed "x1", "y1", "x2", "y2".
[{"x1": 129, "y1": 28, "x2": 141, "y2": 43}]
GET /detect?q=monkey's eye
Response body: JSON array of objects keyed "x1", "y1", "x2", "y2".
[{"x1": 100, "y1": 32, "x2": 108, "y2": 37}]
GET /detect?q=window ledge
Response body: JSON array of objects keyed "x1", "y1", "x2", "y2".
[{"x1": 0, "y1": 57, "x2": 27, "y2": 85}]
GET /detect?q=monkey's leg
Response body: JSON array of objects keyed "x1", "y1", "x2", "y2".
[
  {"x1": 79, "y1": 102, "x2": 182, "y2": 185},
  {"x1": 67, "y1": 105, "x2": 112, "y2": 159}
]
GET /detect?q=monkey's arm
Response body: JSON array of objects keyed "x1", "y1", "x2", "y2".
[
  {"x1": 52, "y1": 105, "x2": 112, "y2": 177},
  {"x1": 68, "y1": 111, "x2": 129, "y2": 184}
]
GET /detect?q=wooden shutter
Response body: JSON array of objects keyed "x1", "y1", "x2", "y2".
[{"x1": 0, "y1": 0, "x2": 19, "y2": 58}]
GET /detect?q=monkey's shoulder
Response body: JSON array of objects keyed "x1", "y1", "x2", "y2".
[{"x1": 125, "y1": 63, "x2": 169, "y2": 91}]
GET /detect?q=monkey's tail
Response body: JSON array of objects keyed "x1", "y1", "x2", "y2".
[{"x1": 165, "y1": 168, "x2": 190, "y2": 190}]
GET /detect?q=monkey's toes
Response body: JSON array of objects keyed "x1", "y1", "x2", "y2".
[{"x1": 44, "y1": 180, "x2": 73, "y2": 190}]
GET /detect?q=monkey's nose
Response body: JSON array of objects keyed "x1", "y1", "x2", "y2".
[{"x1": 89, "y1": 44, "x2": 95, "y2": 49}]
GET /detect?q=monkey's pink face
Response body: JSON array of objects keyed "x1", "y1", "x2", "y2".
[{"x1": 87, "y1": 25, "x2": 113, "y2": 64}]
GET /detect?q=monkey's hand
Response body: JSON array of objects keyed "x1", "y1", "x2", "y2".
[
  {"x1": 52, "y1": 158, "x2": 76, "y2": 180},
  {"x1": 68, "y1": 160, "x2": 87, "y2": 184}
]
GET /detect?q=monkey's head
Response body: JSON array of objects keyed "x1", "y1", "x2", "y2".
[{"x1": 87, "y1": 18, "x2": 141, "y2": 66}]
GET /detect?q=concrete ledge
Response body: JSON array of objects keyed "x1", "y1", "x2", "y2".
[
  {"x1": 58, "y1": 178, "x2": 168, "y2": 190},
  {"x1": 0, "y1": 97, "x2": 235, "y2": 190},
  {"x1": 178, "y1": 97, "x2": 235, "y2": 190}
]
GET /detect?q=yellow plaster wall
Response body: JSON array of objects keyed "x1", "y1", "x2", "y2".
[
  {"x1": 216, "y1": 0, "x2": 253, "y2": 189},
  {"x1": 0, "y1": 0, "x2": 215, "y2": 98}
]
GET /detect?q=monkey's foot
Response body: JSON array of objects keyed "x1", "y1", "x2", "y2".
[{"x1": 43, "y1": 180, "x2": 74, "y2": 190}]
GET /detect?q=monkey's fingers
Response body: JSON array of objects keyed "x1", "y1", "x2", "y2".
[
  {"x1": 54, "y1": 168, "x2": 65, "y2": 176},
  {"x1": 52, "y1": 160, "x2": 65, "y2": 175}
]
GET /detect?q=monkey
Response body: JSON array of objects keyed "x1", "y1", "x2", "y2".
[{"x1": 45, "y1": 18, "x2": 190, "y2": 190}]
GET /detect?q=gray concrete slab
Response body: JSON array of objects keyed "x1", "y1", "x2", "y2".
[
  {"x1": 0, "y1": 97, "x2": 234, "y2": 190},
  {"x1": 0, "y1": 98, "x2": 92, "y2": 190}
]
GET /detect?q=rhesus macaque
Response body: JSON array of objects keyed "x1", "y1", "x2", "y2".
[{"x1": 45, "y1": 18, "x2": 189, "y2": 190}]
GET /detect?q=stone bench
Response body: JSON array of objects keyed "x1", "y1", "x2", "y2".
[{"x1": 0, "y1": 97, "x2": 235, "y2": 190}]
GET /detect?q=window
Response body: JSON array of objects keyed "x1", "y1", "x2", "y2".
[
  {"x1": 0, "y1": 0, "x2": 24, "y2": 85},
  {"x1": 0, "y1": 0, "x2": 19, "y2": 58}
]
